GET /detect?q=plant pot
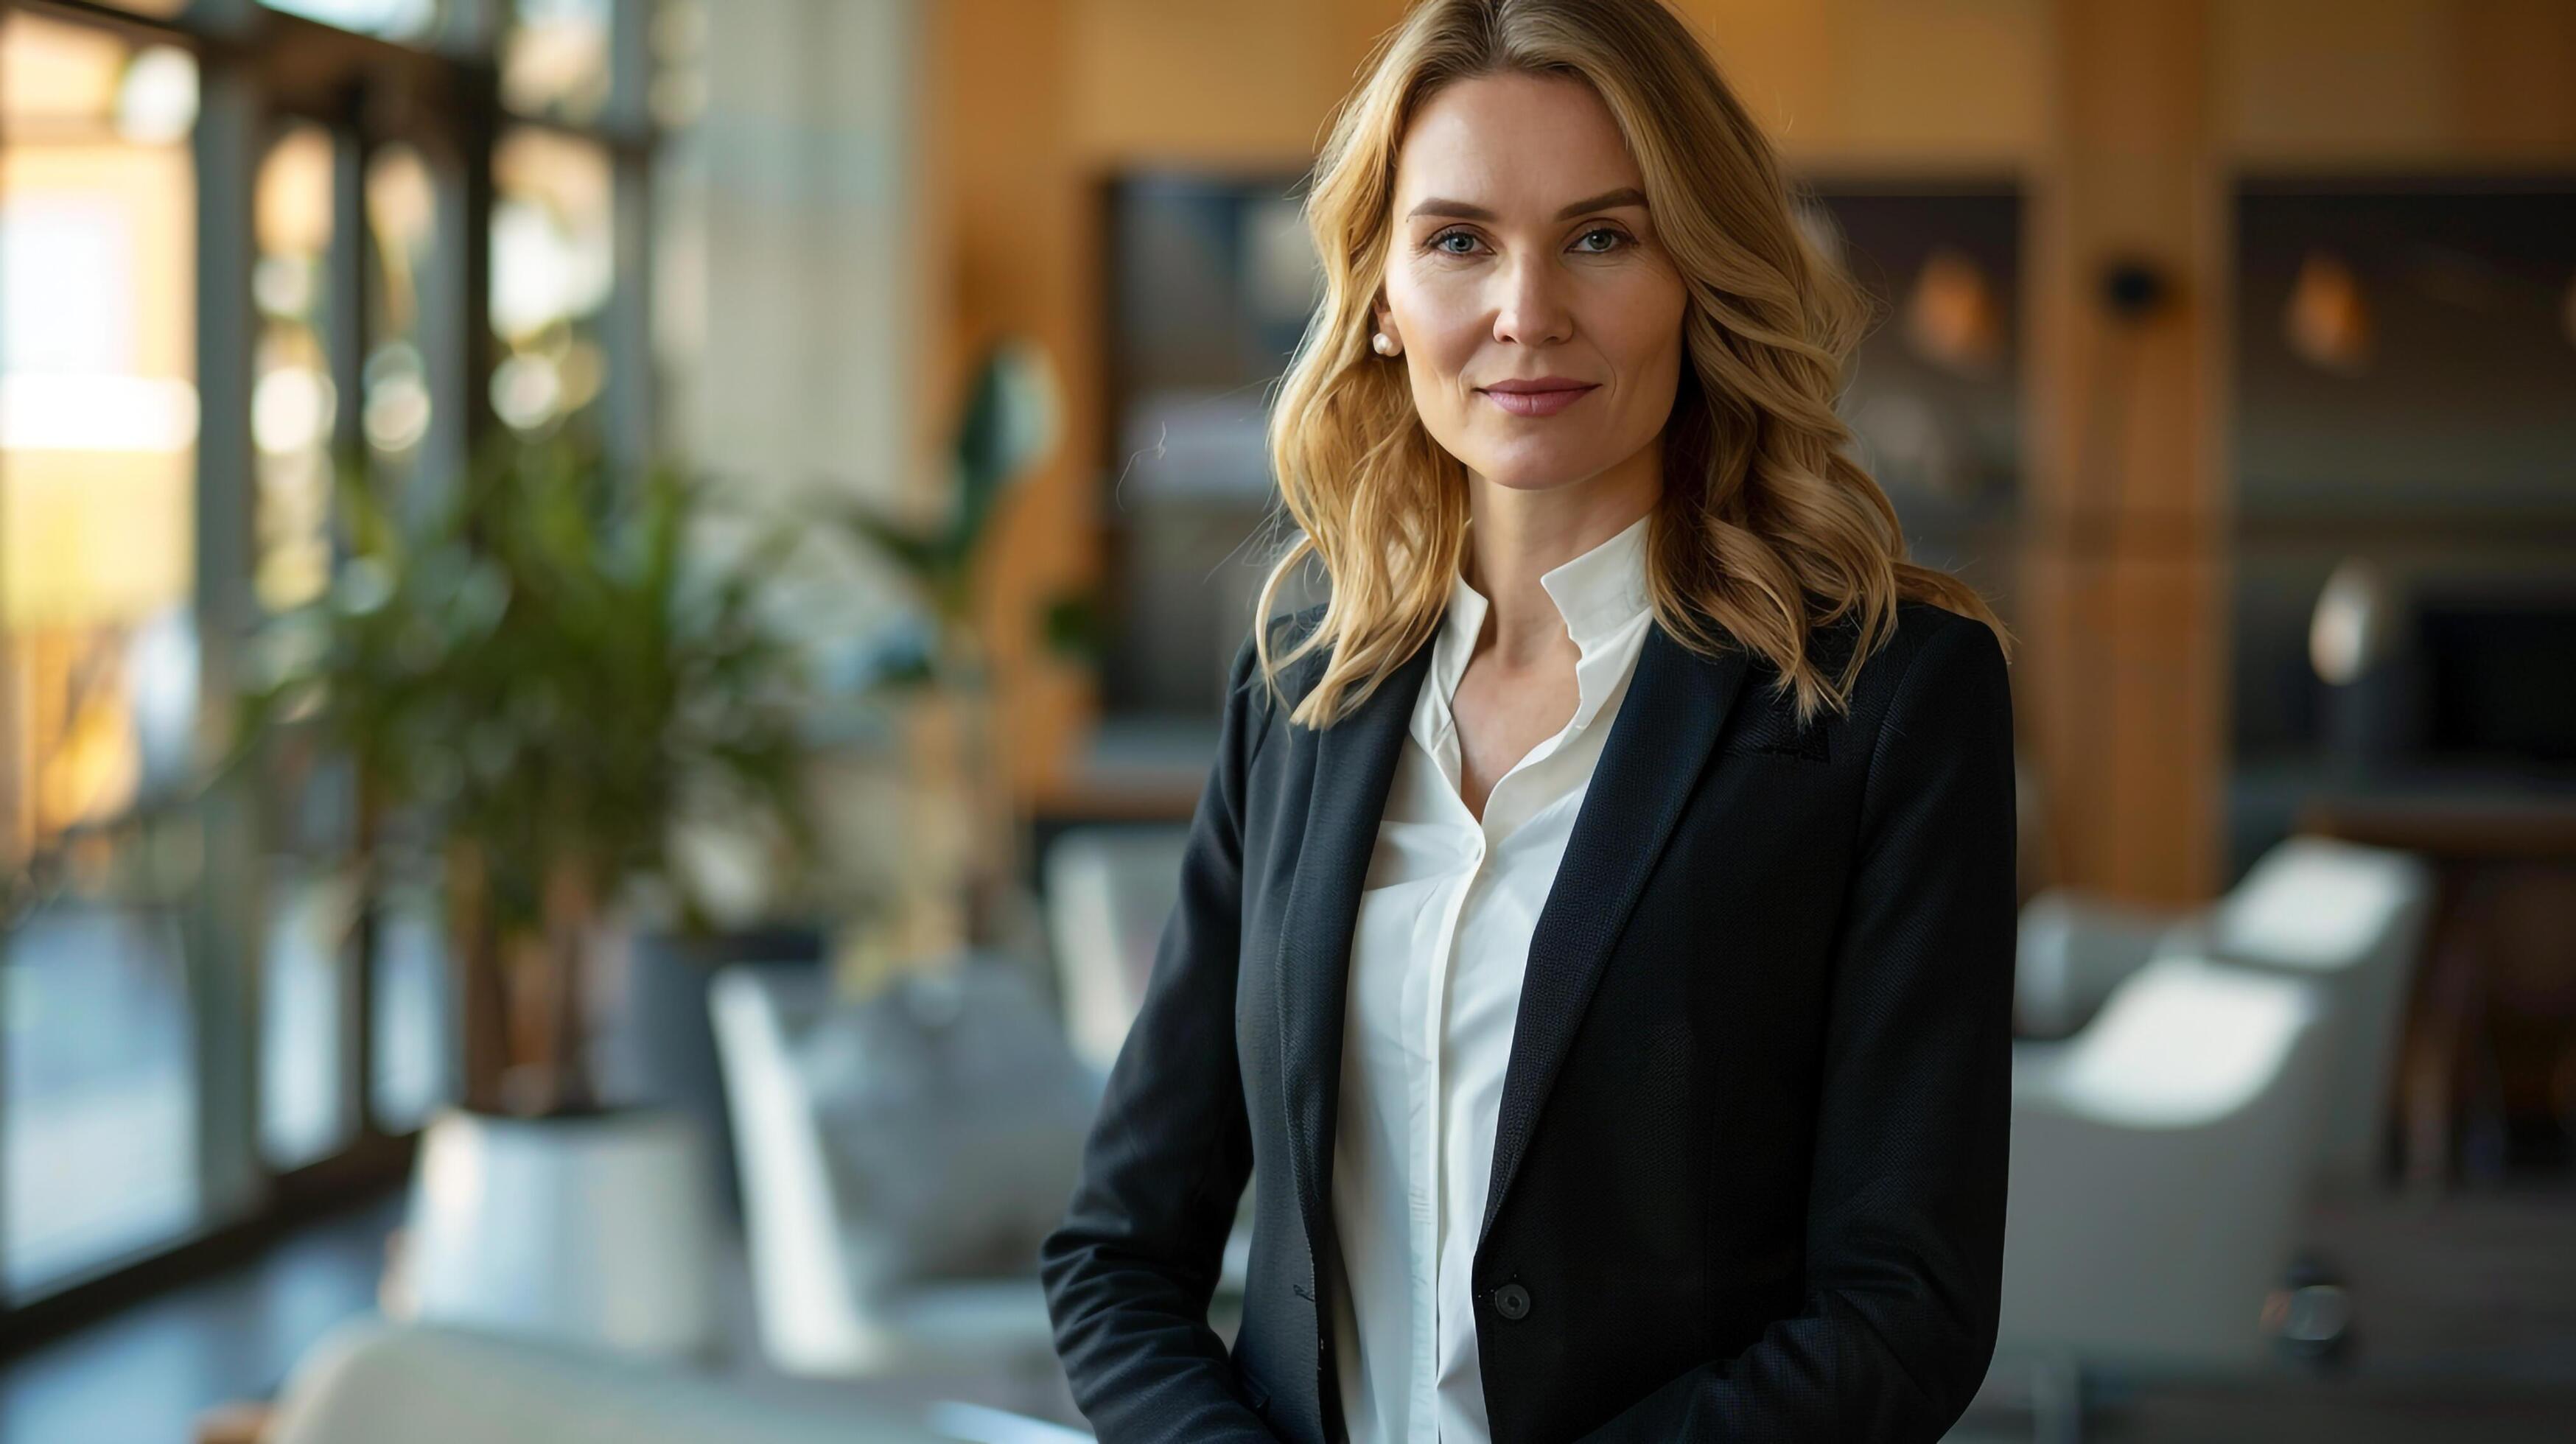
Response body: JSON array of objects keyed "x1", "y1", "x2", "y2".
[{"x1": 388, "y1": 1104, "x2": 718, "y2": 1360}]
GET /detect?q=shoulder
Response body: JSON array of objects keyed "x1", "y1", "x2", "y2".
[
  {"x1": 1692, "y1": 597, "x2": 1992, "y2": 765},
  {"x1": 1803, "y1": 596, "x2": 2005, "y2": 703},
  {"x1": 1221, "y1": 600, "x2": 1334, "y2": 749},
  {"x1": 1880, "y1": 597, "x2": 2006, "y2": 683},
  {"x1": 1270, "y1": 600, "x2": 1332, "y2": 656},
  {"x1": 1849, "y1": 599, "x2": 2014, "y2": 793},
  {"x1": 1237, "y1": 600, "x2": 1333, "y2": 706},
  {"x1": 1754, "y1": 597, "x2": 2006, "y2": 778},
  {"x1": 1889, "y1": 597, "x2": 2007, "y2": 689}
]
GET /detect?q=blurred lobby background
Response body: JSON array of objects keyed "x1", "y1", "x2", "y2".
[{"x1": 1, "y1": 1, "x2": 2572, "y2": 1441}]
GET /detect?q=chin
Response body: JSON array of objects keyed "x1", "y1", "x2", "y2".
[{"x1": 1466, "y1": 445, "x2": 1616, "y2": 492}]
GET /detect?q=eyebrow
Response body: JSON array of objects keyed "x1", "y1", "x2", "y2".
[{"x1": 1404, "y1": 186, "x2": 1649, "y2": 222}]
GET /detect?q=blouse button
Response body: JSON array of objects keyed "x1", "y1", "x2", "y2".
[{"x1": 1492, "y1": 1282, "x2": 1532, "y2": 1320}]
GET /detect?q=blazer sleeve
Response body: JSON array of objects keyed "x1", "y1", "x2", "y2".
[
  {"x1": 1575, "y1": 612, "x2": 2018, "y2": 1443},
  {"x1": 1039, "y1": 625, "x2": 1281, "y2": 1442}
]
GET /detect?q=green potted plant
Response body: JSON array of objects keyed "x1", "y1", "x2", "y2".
[{"x1": 229, "y1": 427, "x2": 821, "y2": 1356}]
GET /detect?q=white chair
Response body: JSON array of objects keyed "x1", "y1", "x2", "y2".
[
  {"x1": 1039, "y1": 827, "x2": 1255, "y2": 1301},
  {"x1": 2190, "y1": 838, "x2": 2435, "y2": 1187},
  {"x1": 1997, "y1": 955, "x2": 2335, "y2": 1441},
  {"x1": 2012, "y1": 889, "x2": 2194, "y2": 1039},
  {"x1": 709, "y1": 966, "x2": 1060, "y2": 1381},
  {"x1": 1042, "y1": 826, "x2": 1189, "y2": 1075},
  {"x1": 2012, "y1": 835, "x2": 2433, "y2": 1187}
]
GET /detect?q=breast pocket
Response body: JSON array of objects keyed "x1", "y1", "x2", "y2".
[{"x1": 1717, "y1": 735, "x2": 1830, "y2": 765}]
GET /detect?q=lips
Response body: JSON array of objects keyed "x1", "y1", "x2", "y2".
[{"x1": 1478, "y1": 379, "x2": 1598, "y2": 418}]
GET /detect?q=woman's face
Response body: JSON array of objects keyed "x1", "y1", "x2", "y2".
[{"x1": 1376, "y1": 71, "x2": 1688, "y2": 495}]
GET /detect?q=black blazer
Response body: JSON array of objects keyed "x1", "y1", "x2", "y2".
[{"x1": 1041, "y1": 594, "x2": 2017, "y2": 1443}]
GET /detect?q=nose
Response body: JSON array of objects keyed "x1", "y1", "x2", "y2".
[{"x1": 1491, "y1": 253, "x2": 1572, "y2": 348}]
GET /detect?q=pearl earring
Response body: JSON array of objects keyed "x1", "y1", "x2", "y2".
[{"x1": 1372, "y1": 332, "x2": 1399, "y2": 357}]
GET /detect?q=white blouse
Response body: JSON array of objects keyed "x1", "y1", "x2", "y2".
[{"x1": 1328, "y1": 512, "x2": 1656, "y2": 1443}]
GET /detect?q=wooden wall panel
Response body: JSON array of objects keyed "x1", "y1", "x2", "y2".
[
  {"x1": 2218, "y1": 0, "x2": 2576, "y2": 167},
  {"x1": 2020, "y1": 0, "x2": 2228, "y2": 902}
]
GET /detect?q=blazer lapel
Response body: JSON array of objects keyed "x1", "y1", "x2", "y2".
[
  {"x1": 1275, "y1": 628, "x2": 1436, "y2": 1277},
  {"x1": 1476, "y1": 617, "x2": 1749, "y2": 1250},
  {"x1": 1273, "y1": 609, "x2": 1754, "y2": 1277}
]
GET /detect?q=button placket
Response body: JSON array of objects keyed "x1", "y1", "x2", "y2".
[
  {"x1": 1337, "y1": 525, "x2": 1652, "y2": 1441},
  {"x1": 1416, "y1": 810, "x2": 1477, "y2": 1435}
]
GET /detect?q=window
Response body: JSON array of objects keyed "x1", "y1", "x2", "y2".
[
  {"x1": 491, "y1": 127, "x2": 614, "y2": 432},
  {"x1": 0, "y1": 8, "x2": 205, "y2": 1300},
  {"x1": 0, "y1": 0, "x2": 662, "y2": 1316}
]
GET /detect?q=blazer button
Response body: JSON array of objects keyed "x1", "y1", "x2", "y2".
[{"x1": 1493, "y1": 1283, "x2": 1531, "y2": 1321}]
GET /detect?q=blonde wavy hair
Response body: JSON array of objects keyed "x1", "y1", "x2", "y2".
[{"x1": 1253, "y1": 0, "x2": 2009, "y2": 731}]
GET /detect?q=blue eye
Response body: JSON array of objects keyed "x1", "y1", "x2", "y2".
[{"x1": 1421, "y1": 225, "x2": 1632, "y2": 256}]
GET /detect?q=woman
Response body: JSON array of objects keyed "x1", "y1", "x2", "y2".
[{"x1": 1040, "y1": 1, "x2": 2017, "y2": 1440}]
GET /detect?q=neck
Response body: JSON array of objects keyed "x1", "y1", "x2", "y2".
[{"x1": 1461, "y1": 441, "x2": 1659, "y2": 665}]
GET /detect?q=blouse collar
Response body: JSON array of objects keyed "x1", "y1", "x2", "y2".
[{"x1": 1423, "y1": 511, "x2": 1655, "y2": 746}]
